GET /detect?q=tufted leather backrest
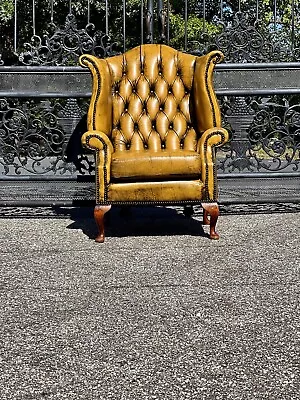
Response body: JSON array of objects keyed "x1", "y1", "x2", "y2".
[{"x1": 80, "y1": 44, "x2": 222, "y2": 153}]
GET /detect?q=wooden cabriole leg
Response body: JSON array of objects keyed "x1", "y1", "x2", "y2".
[
  {"x1": 94, "y1": 205, "x2": 111, "y2": 243},
  {"x1": 203, "y1": 209, "x2": 210, "y2": 225},
  {"x1": 201, "y1": 202, "x2": 220, "y2": 240}
]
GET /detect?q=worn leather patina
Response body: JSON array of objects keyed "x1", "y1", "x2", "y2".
[{"x1": 80, "y1": 44, "x2": 229, "y2": 205}]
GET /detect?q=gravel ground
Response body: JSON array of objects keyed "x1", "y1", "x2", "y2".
[{"x1": 0, "y1": 208, "x2": 299, "y2": 399}]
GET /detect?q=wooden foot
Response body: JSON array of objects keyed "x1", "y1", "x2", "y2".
[
  {"x1": 183, "y1": 205, "x2": 194, "y2": 217},
  {"x1": 94, "y1": 205, "x2": 111, "y2": 243},
  {"x1": 201, "y1": 202, "x2": 220, "y2": 240}
]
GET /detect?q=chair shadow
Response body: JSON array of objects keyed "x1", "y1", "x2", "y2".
[{"x1": 55, "y1": 206, "x2": 208, "y2": 240}]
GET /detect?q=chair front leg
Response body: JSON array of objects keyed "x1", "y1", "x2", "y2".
[
  {"x1": 94, "y1": 205, "x2": 111, "y2": 243},
  {"x1": 201, "y1": 202, "x2": 220, "y2": 240}
]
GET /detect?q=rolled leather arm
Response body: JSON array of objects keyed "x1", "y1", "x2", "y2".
[
  {"x1": 81, "y1": 130, "x2": 114, "y2": 202},
  {"x1": 81, "y1": 130, "x2": 114, "y2": 153},
  {"x1": 197, "y1": 127, "x2": 229, "y2": 201}
]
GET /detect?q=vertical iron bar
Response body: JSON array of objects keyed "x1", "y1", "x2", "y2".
[
  {"x1": 274, "y1": 0, "x2": 277, "y2": 31},
  {"x1": 14, "y1": 0, "x2": 17, "y2": 52},
  {"x1": 256, "y1": 0, "x2": 259, "y2": 21},
  {"x1": 32, "y1": 0, "x2": 36, "y2": 35},
  {"x1": 158, "y1": 0, "x2": 165, "y2": 42},
  {"x1": 220, "y1": 0, "x2": 223, "y2": 21},
  {"x1": 158, "y1": 0, "x2": 163, "y2": 39},
  {"x1": 167, "y1": 0, "x2": 170, "y2": 45},
  {"x1": 203, "y1": 0, "x2": 206, "y2": 32},
  {"x1": 184, "y1": 0, "x2": 188, "y2": 51},
  {"x1": 123, "y1": 0, "x2": 126, "y2": 52},
  {"x1": 105, "y1": 0, "x2": 109, "y2": 35},
  {"x1": 50, "y1": 0, "x2": 54, "y2": 23},
  {"x1": 158, "y1": 0, "x2": 163, "y2": 12},
  {"x1": 141, "y1": 0, "x2": 144, "y2": 44},
  {"x1": 238, "y1": 0, "x2": 241, "y2": 12},
  {"x1": 146, "y1": 0, "x2": 154, "y2": 43},
  {"x1": 87, "y1": 0, "x2": 90, "y2": 24},
  {"x1": 69, "y1": 0, "x2": 72, "y2": 14},
  {"x1": 291, "y1": 0, "x2": 295, "y2": 50}
]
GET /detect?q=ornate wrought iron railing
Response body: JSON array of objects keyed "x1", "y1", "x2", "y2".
[{"x1": 0, "y1": 1, "x2": 299, "y2": 205}]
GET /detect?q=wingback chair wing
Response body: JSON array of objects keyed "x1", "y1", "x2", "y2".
[{"x1": 79, "y1": 44, "x2": 229, "y2": 242}]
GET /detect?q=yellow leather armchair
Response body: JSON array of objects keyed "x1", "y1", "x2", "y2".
[{"x1": 80, "y1": 44, "x2": 229, "y2": 242}]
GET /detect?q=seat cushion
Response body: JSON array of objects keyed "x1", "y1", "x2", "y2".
[
  {"x1": 107, "y1": 180, "x2": 204, "y2": 203},
  {"x1": 111, "y1": 150, "x2": 202, "y2": 181}
]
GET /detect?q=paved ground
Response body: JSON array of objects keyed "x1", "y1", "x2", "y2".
[{"x1": 0, "y1": 206, "x2": 299, "y2": 399}]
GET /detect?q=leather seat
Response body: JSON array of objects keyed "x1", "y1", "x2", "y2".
[
  {"x1": 80, "y1": 44, "x2": 229, "y2": 242},
  {"x1": 111, "y1": 150, "x2": 202, "y2": 181}
]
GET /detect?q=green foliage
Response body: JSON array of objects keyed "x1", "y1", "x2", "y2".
[
  {"x1": 169, "y1": 13, "x2": 221, "y2": 49},
  {"x1": 0, "y1": 0, "x2": 14, "y2": 23}
]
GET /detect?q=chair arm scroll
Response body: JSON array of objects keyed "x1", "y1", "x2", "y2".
[
  {"x1": 81, "y1": 130, "x2": 114, "y2": 203},
  {"x1": 81, "y1": 130, "x2": 114, "y2": 153},
  {"x1": 198, "y1": 127, "x2": 229, "y2": 201}
]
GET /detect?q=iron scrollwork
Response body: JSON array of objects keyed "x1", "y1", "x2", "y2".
[
  {"x1": 18, "y1": 13, "x2": 117, "y2": 66},
  {"x1": 247, "y1": 96, "x2": 300, "y2": 172},
  {"x1": 217, "y1": 95, "x2": 300, "y2": 173},
  {"x1": 0, "y1": 97, "x2": 94, "y2": 176}
]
